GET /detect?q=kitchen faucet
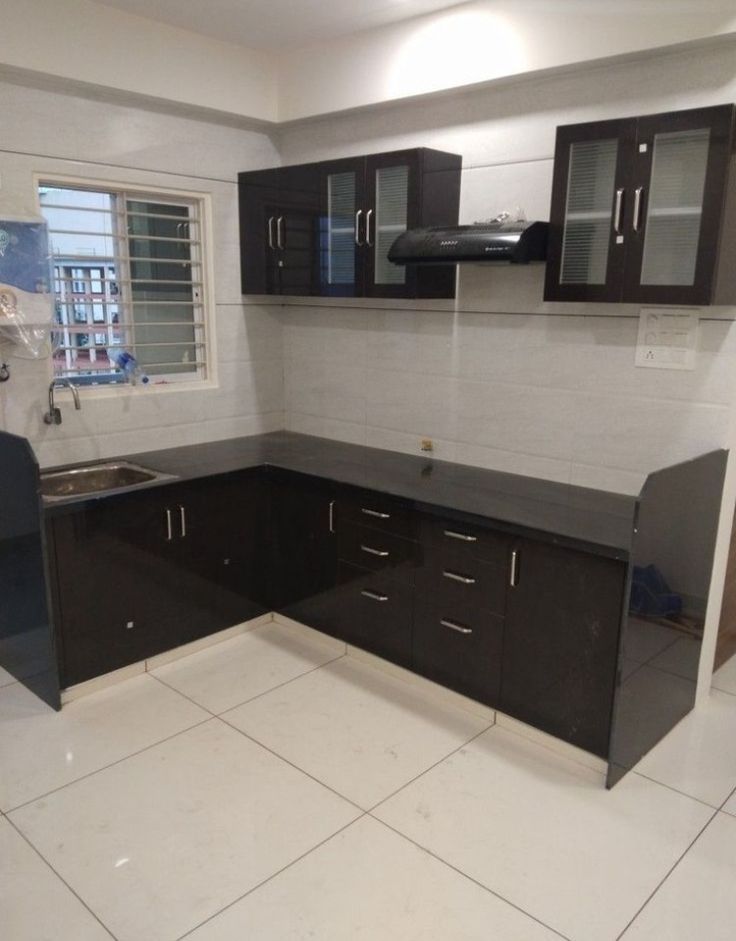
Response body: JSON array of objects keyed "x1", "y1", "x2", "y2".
[{"x1": 43, "y1": 378, "x2": 81, "y2": 425}]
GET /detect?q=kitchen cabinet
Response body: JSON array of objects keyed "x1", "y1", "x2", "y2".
[
  {"x1": 239, "y1": 148, "x2": 462, "y2": 299},
  {"x1": 500, "y1": 538, "x2": 626, "y2": 757},
  {"x1": 412, "y1": 513, "x2": 509, "y2": 706},
  {"x1": 48, "y1": 473, "x2": 267, "y2": 686},
  {"x1": 544, "y1": 104, "x2": 736, "y2": 305},
  {"x1": 269, "y1": 472, "x2": 340, "y2": 632},
  {"x1": 238, "y1": 164, "x2": 322, "y2": 296}
]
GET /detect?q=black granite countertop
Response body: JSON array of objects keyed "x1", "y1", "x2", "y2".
[{"x1": 42, "y1": 431, "x2": 639, "y2": 558}]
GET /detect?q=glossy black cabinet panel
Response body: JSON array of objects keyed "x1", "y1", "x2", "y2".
[
  {"x1": 607, "y1": 450, "x2": 728, "y2": 787},
  {"x1": 270, "y1": 473, "x2": 338, "y2": 624},
  {"x1": 0, "y1": 432, "x2": 59, "y2": 709},
  {"x1": 545, "y1": 104, "x2": 736, "y2": 305},
  {"x1": 238, "y1": 165, "x2": 321, "y2": 296},
  {"x1": 335, "y1": 563, "x2": 413, "y2": 667},
  {"x1": 338, "y1": 522, "x2": 418, "y2": 585},
  {"x1": 240, "y1": 148, "x2": 461, "y2": 300},
  {"x1": 413, "y1": 597, "x2": 503, "y2": 706},
  {"x1": 501, "y1": 538, "x2": 626, "y2": 757},
  {"x1": 50, "y1": 473, "x2": 269, "y2": 686}
]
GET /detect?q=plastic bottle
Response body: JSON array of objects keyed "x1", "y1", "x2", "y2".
[{"x1": 107, "y1": 348, "x2": 149, "y2": 385}]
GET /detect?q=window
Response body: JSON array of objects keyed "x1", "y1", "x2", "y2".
[{"x1": 38, "y1": 182, "x2": 210, "y2": 386}]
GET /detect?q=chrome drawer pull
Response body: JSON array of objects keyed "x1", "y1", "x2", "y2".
[
  {"x1": 329, "y1": 499, "x2": 335, "y2": 534},
  {"x1": 361, "y1": 589, "x2": 388, "y2": 602},
  {"x1": 165, "y1": 508, "x2": 173, "y2": 541},
  {"x1": 443, "y1": 570, "x2": 476, "y2": 585},
  {"x1": 444, "y1": 529, "x2": 477, "y2": 542},
  {"x1": 441, "y1": 618, "x2": 473, "y2": 635},
  {"x1": 509, "y1": 549, "x2": 519, "y2": 588},
  {"x1": 362, "y1": 508, "x2": 390, "y2": 519},
  {"x1": 361, "y1": 544, "x2": 389, "y2": 558}
]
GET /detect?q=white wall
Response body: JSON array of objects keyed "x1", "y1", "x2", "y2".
[
  {"x1": 0, "y1": 0, "x2": 278, "y2": 124},
  {"x1": 276, "y1": 0, "x2": 736, "y2": 121},
  {"x1": 0, "y1": 81, "x2": 284, "y2": 468},
  {"x1": 277, "y1": 43, "x2": 736, "y2": 497}
]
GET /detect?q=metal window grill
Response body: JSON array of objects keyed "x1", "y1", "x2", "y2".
[{"x1": 39, "y1": 184, "x2": 209, "y2": 385}]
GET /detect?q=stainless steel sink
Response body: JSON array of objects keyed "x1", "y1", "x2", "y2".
[{"x1": 40, "y1": 461, "x2": 177, "y2": 501}]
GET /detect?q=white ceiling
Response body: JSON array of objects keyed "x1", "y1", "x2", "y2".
[{"x1": 92, "y1": 0, "x2": 470, "y2": 51}]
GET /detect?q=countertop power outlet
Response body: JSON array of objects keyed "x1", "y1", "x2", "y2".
[
  {"x1": 420, "y1": 438, "x2": 434, "y2": 452},
  {"x1": 635, "y1": 307, "x2": 699, "y2": 370}
]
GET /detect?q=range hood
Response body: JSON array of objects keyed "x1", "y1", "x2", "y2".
[{"x1": 388, "y1": 220, "x2": 548, "y2": 265}]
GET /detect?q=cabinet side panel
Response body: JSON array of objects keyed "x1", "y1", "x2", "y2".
[
  {"x1": 714, "y1": 147, "x2": 736, "y2": 305},
  {"x1": 607, "y1": 449, "x2": 728, "y2": 787},
  {"x1": 0, "y1": 431, "x2": 60, "y2": 709}
]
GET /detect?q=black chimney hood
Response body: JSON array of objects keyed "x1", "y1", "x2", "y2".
[{"x1": 388, "y1": 220, "x2": 548, "y2": 265}]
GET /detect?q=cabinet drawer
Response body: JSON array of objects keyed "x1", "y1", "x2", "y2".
[
  {"x1": 338, "y1": 522, "x2": 418, "y2": 584},
  {"x1": 415, "y1": 545, "x2": 506, "y2": 615},
  {"x1": 336, "y1": 563, "x2": 413, "y2": 667},
  {"x1": 413, "y1": 598, "x2": 503, "y2": 707},
  {"x1": 339, "y1": 491, "x2": 415, "y2": 538},
  {"x1": 419, "y1": 515, "x2": 509, "y2": 566}
]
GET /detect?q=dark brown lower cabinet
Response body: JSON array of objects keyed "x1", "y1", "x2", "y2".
[
  {"x1": 47, "y1": 469, "x2": 625, "y2": 762},
  {"x1": 500, "y1": 538, "x2": 627, "y2": 757},
  {"x1": 48, "y1": 472, "x2": 269, "y2": 687},
  {"x1": 413, "y1": 597, "x2": 503, "y2": 706}
]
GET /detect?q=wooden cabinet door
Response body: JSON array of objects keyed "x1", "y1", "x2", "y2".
[
  {"x1": 544, "y1": 118, "x2": 636, "y2": 303},
  {"x1": 270, "y1": 474, "x2": 339, "y2": 632},
  {"x1": 622, "y1": 105, "x2": 735, "y2": 305},
  {"x1": 175, "y1": 471, "x2": 270, "y2": 631},
  {"x1": 50, "y1": 489, "x2": 191, "y2": 685},
  {"x1": 500, "y1": 538, "x2": 626, "y2": 758},
  {"x1": 238, "y1": 168, "x2": 281, "y2": 295},
  {"x1": 276, "y1": 163, "x2": 322, "y2": 297}
]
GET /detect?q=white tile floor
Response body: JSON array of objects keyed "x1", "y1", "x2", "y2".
[{"x1": 2, "y1": 618, "x2": 736, "y2": 941}]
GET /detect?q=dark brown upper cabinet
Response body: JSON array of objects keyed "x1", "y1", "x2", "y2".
[
  {"x1": 544, "y1": 104, "x2": 736, "y2": 305},
  {"x1": 239, "y1": 147, "x2": 462, "y2": 300}
]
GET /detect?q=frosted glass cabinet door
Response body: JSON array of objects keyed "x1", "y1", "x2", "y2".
[
  {"x1": 545, "y1": 118, "x2": 636, "y2": 302},
  {"x1": 319, "y1": 158, "x2": 363, "y2": 297},
  {"x1": 364, "y1": 151, "x2": 420, "y2": 298},
  {"x1": 623, "y1": 105, "x2": 735, "y2": 304}
]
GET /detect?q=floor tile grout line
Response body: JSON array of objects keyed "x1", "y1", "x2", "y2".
[
  {"x1": 369, "y1": 815, "x2": 572, "y2": 941},
  {"x1": 718, "y1": 781, "x2": 736, "y2": 812},
  {"x1": 614, "y1": 806, "x2": 721, "y2": 940},
  {"x1": 173, "y1": 813, "x2": 370, "y2": 941},
  {"x1": 216, "y1": 651, "x2": 348, "y2": 716},
  {"x1": 712, "y1": 681, "x2": 736, "y2": 698},
  {"x1": 5, "y1": 716, "x2": 214, "y2": 815},
  {"x1": 365, "y1": 720, "x2": 496, "y2": 816},
  {"x1": 216, "y1": 713, "x2": 367, "y2": 814},
  {"x1": 5, "y1": 815, "x2": 119, "y2": 941},
  {"x1": 630, "y1": 769, "x2": 723, "y2": 811},
  {"x1": 149, "y1": 649, "x2": 348, "y2": 719}
]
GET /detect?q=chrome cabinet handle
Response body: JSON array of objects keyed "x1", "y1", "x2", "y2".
[
  {"x1": 633, "y1": 187, "x2": 644, "y2": 232},
  {"x1": 267, "y1": 216, "x2": 275, "y2": 249},
  {"x1": 366, "y1": 209, "x2": 374, "y2": 247},
  {"x1": 361, "y1": 589, "x2": 388, "y2": 602},
  {"x1": 276, "y1": 216, "x2": 284, "y2": 249},
  {"x1": 361, "y1": 508, "x2": 390, "y2": 519},
  {"x1": 165, "y1": 508, "x2": 173, "y2": 542},
  {"x1": 509, "y1": 549, "x2": 519, "y2": 588},
  {"x1": 613, "y1": 188, "x2": 624, "y2": 234},
  {"x1": 443, "y1": 570, "x2": 476, "y2": 585},
  {"x1": 355, "y1": 210, "x2": 364, "y2": 246},
  {"x1": 361, "y1": 544, "x2": 389, "y2": 558},
  {"x1": 441, "y1": 619, "x2": 473, "y2": 635},
  {"x1": 179, "y1": 505, "x2": 187, "y2": 539},
  {"x1": 329, "y1": 500, "x2": 335, "y2": 534},
  {"x1": 444, "y1": 529, "x2": 477, "y2": 542}
]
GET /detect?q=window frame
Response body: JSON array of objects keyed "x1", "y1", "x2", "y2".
[{"x1": 35, "y1": 173, "x2": 218, "y2": 396}]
